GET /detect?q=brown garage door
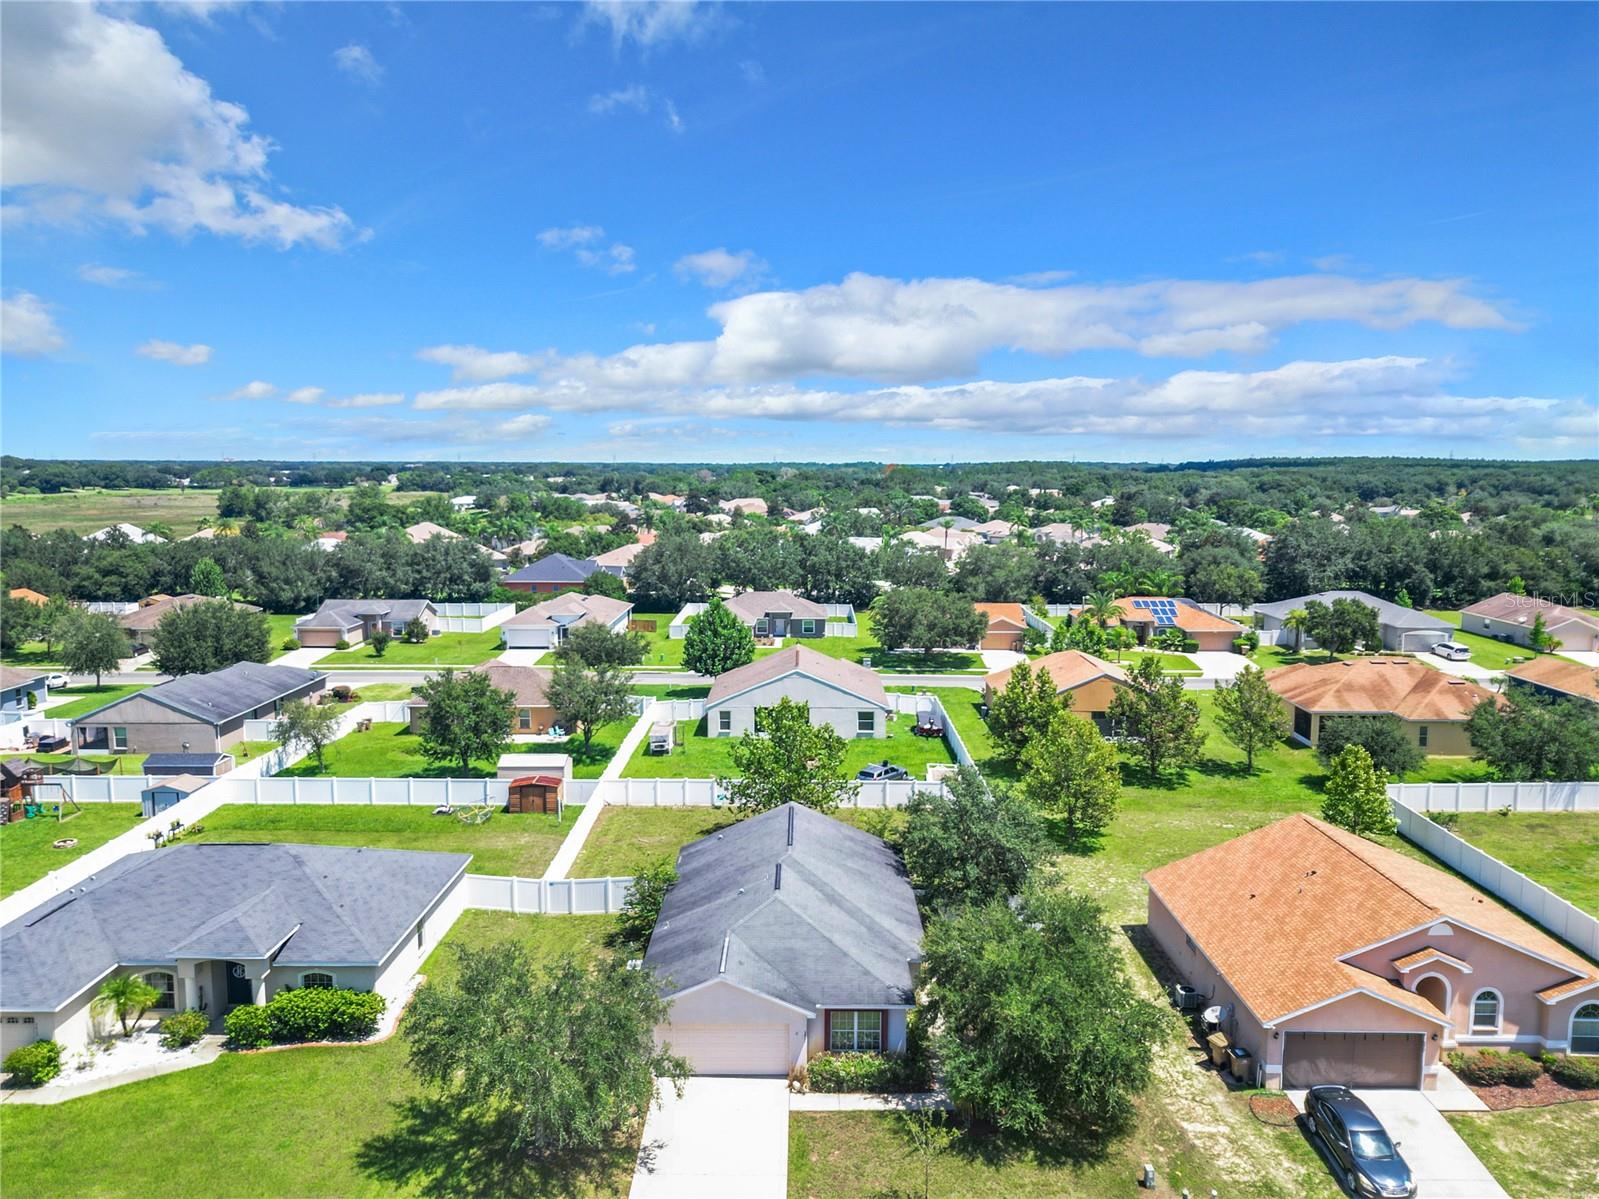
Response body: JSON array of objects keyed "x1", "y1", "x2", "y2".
[{"x1": 1283, "y1": 1032, "x2": 1422, "y2": 1089}]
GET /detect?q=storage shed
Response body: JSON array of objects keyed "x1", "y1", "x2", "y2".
[
  {"x1": 142, "y1": 752, "x2": 235, "y2": 778},
  {"x1": 140, "y1": 774, "x2": 211, "y2": 819},
  {"x1": 506, "y1": 774, "x2": 562, "y2": 815}
]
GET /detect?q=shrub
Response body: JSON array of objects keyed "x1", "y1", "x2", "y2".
[
  {"x1": 224, "y1": 1004, "x2": 272, "y2": 1049},
  {"x1": 334, "y1": 638, "x2": 351, "y2": 651},
  {"x1": 1428, "y1": 809, "x2": 1461, "y2": 829},
  {"x1": 1448, "y1": 1048, "x2": 1541, "y2": 1087},
  {"x1": 265, "y1": 986, "x2": 385, "y2": 1043},
  {"x1": 281, "y1": 637, "x2": 300, "y2": 653},
  {"x1": 2, "y1": 1039, "x2": 63, "y2": 1086},
  {"x1": 1232, "y1": 630, "x2": 1260, "y2": 654},
  {"x1": 159, "y1": 1009, "x2": 210, "y2": 1049},
  {"x1": 804, "y1": 1050, "x2": 930, "y2": 1094},
  {"x1": 1543, "y1": 1053, "x2": 1599, "y2": 1090}
]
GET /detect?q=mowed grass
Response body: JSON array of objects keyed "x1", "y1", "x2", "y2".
[
  {"x1": 791, "y1": 612, "x2": 985, "y2": 674},
  {"x1": 278, "y1": 719, "x2": 631, "y2": 779},
  {"x1": 41, "y1": 683, "x2": 149, "y2": 720},
  {"x1": 314, "y1": 630, "x2": 505, "y2": 667},
  {"x1": 265, "y1": 613, "x2": 303, "y2": 658},
  {"x1": 0, "y1": 803, "x2": 141, "y2": 897},
  {"x1": 0, "y1": 912, "x2": 639, "y2": 1199},
  {"x1": 620, "y1": 712, "x2": 955, "y2": 779},
  {"x1": 628, "y1": 613, "x2": 786, "y2": 670},
  {"x1": 1448, "y1": 811, "x2": 1599, "y2": 915},
  {"x1": 1446, "y1": 1104, "x2": 1599, "y2": 1199},
  {"x1": 184, "y1": 803, "x2": 581, "y2": 878},
  {"x1": 0, "y1": 487, "x2": 222, "y2": 536},
  {"x1": 15, "y1": 752, "x2": 149, "y2": 775}
]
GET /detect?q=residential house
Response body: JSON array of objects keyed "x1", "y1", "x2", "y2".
[
  {"x1": 7, "y1": 589, "x2": 47, "y2": 605},
  {"x1": 719, "y1": 497, "x2": 769, "y2": 517},
  {"x1": 983, "y1": 650, "x2": 1130, "y2": 736},
  {"x1": 701, "y1": 512, "x2": 733, "y2": 527},
  {"x1": 704, "y1": 645, "x2": 890, "y2": 739},
  {"x1": 648, "y1": 492, "x2": 687, "y2": 511},
  {"x1": 84, "y1": 523, "x2": 165, "y2": 544},
  {"x1": 1265, "y1": 658, "x2": 1497, "y2": 754},
  {"x1": 1506, "y1": 658, "x2": 1599, "y2": 705},
  {"x1": 724, "y1": 591, "x2": 837, "y2": 639},
  {"x1": 1253, "y1": 591, "x2": 1454, "y2": 653},
  {"x1": 918, "y1": 516, "x2": 980, "y2": 532},
  {"x1": 974, "y1": 602, "x2": 1029, "y2": 651},
  {"x1": 404, "y1": 521, "x2": 460, "y2": 544},
  {"x1": 500, "y1": 594, "x2": 633, "y2": 651},
  {"x1": 313, "y1": 531, "x2": 347, "y2": 552},
  {"x1": 590, "y1": 542, "x2": 645, "y2": 578},
  {"x1": 294, "y1": 599, "x2": 436, "y2": 648},
  {"x1": 1145, "y1": 813, "x2": 1598, "y2": 1090},
  {"x1": 970, "y1": 519, "x2": 1016, "y2": 543},
  {"x1": 0, "y1": 843, "x2": 469, "y2": 1057},
  {"x1": 0, "y1": 668, "x2": 48, "y2": 719},
  {"x1": 501, "y1": 553, "x2": 601, "y2": 594},
  {"x1": 1101, "y1": 596, "x2": 1245, "y2": 652},
  {"x1": 449, "y1": 495, "x2": 477, "y2": 511},
  {"x1": 899, "y1": 527, "x2": 981, "y2": 562},
  {"x1": 74, "y1": 662, "x2": 326, "y2": 755},
  {"x1": 1460, "y1": 593, "x2": 1599, "y2": 654},
  {"x1": 409, "y1": 661, "x2": 560, "y2": 735},
  {"x1": 1031, "y1": 521, "x2": 1102, "y2": 547},
  {"x1": 118, "y1": 594, "x2": 263, "y2": 652},
  {"x1": 1127, "y1": 522, "x2": 1177, "y2": 554},
  {"x1": 644, "y1": 802, "x2": 923, "y2": 1075},
  {"x1": 1369, "y1": 504, "x2": 1422, "y2": 519}
]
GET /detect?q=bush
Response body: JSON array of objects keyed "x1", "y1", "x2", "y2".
[
  {"x1": 804, "y1": 1048, "x2": 930, "y2": 1094},
  {"x1": 281, "y1": 636, "x2": 301, "y2": 652},
  {"x1": 224, "y1": 1004, "x2": 272, "y2": 1049},
  {"x1": 1232, "y1": 630, "x2": 1260, "y2": 654},
  {"x1": 2, "y1": 1039, "x2": 62, "y2": 1086},
  {"x1": 335, "y1": 639, "x2": 351, "y2": 651},
  {"x1": 1543, "y1": 1053, "x2": 1599, "y2": 1090},
  {"x1": 265, "y1": 986, "x2": 385, "y2": 1043},
  {"x1": 1448, "y1": 1048, "x2": 1541, "y2": 1087},
  {"x1": 1428, "y1": 809, "x2": 1461, "y2": 829},
  {"x1": 159, "y1": 1009, "x2": 210, "y2": 1049}
]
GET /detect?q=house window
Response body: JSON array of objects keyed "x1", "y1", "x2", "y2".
[
  {"x1": 801, "y1": 620, "x2": 816, "y2": 635},
  {"x1": 828, "y1": 1010, "x2": 883, "y2": 1053},
  {"x1": 301, "y1": 972, "x2": 335, "y2": 989},
  {"x1": 518, "y1": 709, "x2": 533, "y2": 731},
  {"x1": 1418, "y1": 725, "x2": 1429, "y2": 748},
  {"x1": 1570, "y1": 1003, "x2": 1599, "y2": 1054},
  {"x1": 1471, "y1": 989, "x2": 1502, "y2": 1034},
  {"x1": 142, "y1": 971, "x2": 176, "y2": 1009},
  {"x1": 4, "y1": 1017, "x2": 16, "y2": 1024},
  {"x1": 857, "y1": 711, "x2": 875, "y2": 735},
  {"x1": 754, "y1": 619, "x2": 768, "y2": 637},
  {"x1": 718, "y1": 710, "x2": 732, "y2": 733},
  {"x1": 113, "y1": 727, "x2": 128, "y2": 751}
]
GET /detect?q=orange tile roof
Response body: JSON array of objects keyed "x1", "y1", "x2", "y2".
[
  {"x1": 974, "y1": 602, "x2": 1027, "y2": 632},
  {"x1": 1145, "y1": 813, "x2": 1595, "y2": 1024},
  {"x1": 1508, "y1": 657, "x2": 1599, "y2": 703},
  {"x1": 1265, "y1": 658, "x2": 1497, "y2": 721},
  {"x1": 983, "y1": 650, "x2": 1129, "y2": 694},
  {"x1": 1392, "y1": 947, "x2": 1470, "y2": 973},
  {"x1": 7, "y1": 588, "x2": 47, "y2": 605},
  {"x1": 1111, "y1": 596, "x2": 1244, "y2": 635}
]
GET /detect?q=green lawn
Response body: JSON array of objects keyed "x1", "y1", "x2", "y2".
[
  {"x1": 314, "y1": 630, "x2": 505, "y2": 668},
  {"x1": 184, "y1": 803, "x2": 581, "y2": 878},
  {"x1": 1446, "y1": 1104, "x2": 1599, "y2": 1199},
  {"x1": 795, "y1": 611, "x2": 985, "y2": 674},
  {"x1": 0, "y1": 912, "x2": 639, "y2": 1199},
  {"x1": 1423, "y1": 609, "x2": 1553, "y2": 672},
  {"x1": 0, "y1": 803, "x2": 141, "y2": 898},
  {"x1": 229, "y1": 739, "x2": 281, "y2": 767},
  {"x1": 1447, "y1": 811, "x2": 1599, "y2": 916},
  {"x1": 40, "y1": 683, "x2": 149, "y2": 720},
  {"x1": 0, "y1": 641, "x2": 64, "y2": 669},
  {"x1": 278, "y1": 719, "x2": 631, "y2": 780},
  {"x1": 265, "y1": 613, "x2": 303, "y2": 658},
  {"x1": 347, "y1": 682, "x2": 420, "y2": 702},
  {"x1": 620, "y1": 712, "x2": 955, "y2": 780},
  {"x1": 629, "y1": 613, "x2": 787, "y2": 670},
  {"x1": 1104, "y1": 648, "x2": 1201, "y2": 675}
]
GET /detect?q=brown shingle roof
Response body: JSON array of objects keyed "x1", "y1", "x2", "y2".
[
  {"x1": 983, "y1": 650, "x2": 1129, "y2": 694},
  {"x1": 1508, "y1": 657, "x2": 1599, "y2": 703},
  {"x1": 974, "y1": 602, "x2": 1027, "y2": 632},
  {"x1": 1145, "y1": 813, "x2": 1595, "y2": 1024},
  {"x1": 118, "y1": 594, "x2": 262, "y2": 633},
  {"x1": 1462, "y1": 592, "x2": 1599, "y2": 633},
  {"x1": 1265, "y1": 658, "x2": 1496, "y2": 721},
  {"x1": 705, "y1": 645, "x2": 887, "y2": 709},
  {"x1": 724, "y1": 590, "x2": 829, "y2": 624},
  {"x1": 502, "y1": 593, "x2": 631, "y2": 629}
]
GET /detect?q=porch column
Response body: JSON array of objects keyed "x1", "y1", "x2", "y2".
[
  {"x1": 246, "y1": 963, "x2": 271, "y2": 1005},
  {"x1": 174, "y1": 961, "x2": 199, "y2": 1012}
]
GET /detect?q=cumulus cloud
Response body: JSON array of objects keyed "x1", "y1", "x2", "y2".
[
  {"x1": 284, "y1": 386, "x2": 326, "y2": 404},
  {"x1": 416, "y1": 344, "x2": 543, "y2": 381},
  {"x1": 326, "y1": 392, "x2": 404, "y2": 408},
  {"x1": 1, "y1": 291, "x2": 67, "y2": 355},
  {"x1": 136, "y1": 339, "x2": 211, "y2": 366},
  {"x1": 587, "y1": 85, "x2": 651, "y2": 114},
  {"x1": 219, "y1": 380, "x2": 276, "y2": 400},
  {"x1": 332, "y1": 43, "x2": 383, "y2": 85},
  {"x1": 675, "y1": 247, "x2": 768, "y2": 290},
  {"x1": 582, "y1": 0, "x2": 717, "y2": 49},
  {"x1": 2, "y1": 4, "x2": 359, "y2": 248},
  {"x1": 537, "y1": 225, "x2": 635, "y2": 274},
  {"x1": 78, "y1": 263, "x2": 159, "y2": 289}
]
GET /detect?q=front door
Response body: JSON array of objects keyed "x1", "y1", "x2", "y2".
[
  {"x1": 771, "y1": 618, "x2": 787, "y2": 636},
  {"x1": 224, "y1": 961, "x2": 253, "y2": 1006}
]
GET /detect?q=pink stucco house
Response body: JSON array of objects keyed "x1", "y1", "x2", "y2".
[{"x1": 1146, "y1": 813, "x2": 1598, "y2": 1090}]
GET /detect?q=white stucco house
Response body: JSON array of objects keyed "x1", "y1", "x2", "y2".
[{"x1": 703, "y1": 645, "x2": 891, "y2": 739}]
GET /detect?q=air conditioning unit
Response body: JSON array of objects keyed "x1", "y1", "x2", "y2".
[{"x1": 1171, "y1": 983, "x2": 1204, "y2": 1011}]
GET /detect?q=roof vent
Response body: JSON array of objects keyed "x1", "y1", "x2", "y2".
[
  {"x1": 718, "y1": 931, "x2": 730, "y2": 974},
  {"x1": 787, "y1": 805, "x2": 795, "y2": 847},
  {"x1": 774, "y1": 862, "x2": 782, "y2": 891}
]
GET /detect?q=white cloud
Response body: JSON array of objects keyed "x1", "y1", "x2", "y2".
[
  {"x1": 582, "y1": 1, "x2": 717, "y2": 49},
  {"x1": 1007, "y1": 270, "x2": 1074, "y2": 287},
  {"x1": 663, "y1": 98, "x2": 684, "y2": 133},
  {"x1": 738, "y1": 59, "x2": 764, "y2": 84},
  {"x1": 326, "y1": 392, "x2": 405, "y2": 408},
  {"x1": 2, "y1": 4, "x2": 359, "y2": 248},
  {"x1": 537, "y1": 225, "x2": 605, "y2": 250},
  {"x1": 136, "y1": 339, "x2": 212, "y2": 366},
  {"x1": 493, "y1": 413, "x2": 552, "y2": 439},
  {"x1": 220, "y1": 380, "x2": 276, "y2": 400},
  {"x1": 537, "y1": 225, "x2": 635, "y2": 274},
  {"x1": 414, "y1": 382, "x2": 548, "y2": 411},
  {"x1": 1, "y1": 291, "x2": 67, "y2": 355},
  {"x1": 78, "y1": 263, "x2": 159, "y2": 289},
  {"x1": 284, "y1": 386, "x2": 325, "y2": 404},
  {"x1": 674, "y1": 247, "x2": 769, "y2": 290},
  {"x1": 332, "y1": 43, "x2": 384, "y2": 86},
  {"x1": 416, "y1": 344, "x2": 543, "y2": 381},
  {"x1": 587, "y1": 85, "x2": 651, "y2": 115}
]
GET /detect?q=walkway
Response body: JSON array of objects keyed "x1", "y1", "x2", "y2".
[
  {"x1": 630, "y1": 1077, "x2": 789, "y2": 1198},
  {"x1": 269, "y1": 646, "x2": 329, "y2": 669}
]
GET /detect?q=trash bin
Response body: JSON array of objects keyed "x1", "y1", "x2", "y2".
[
  {"x1": 1206, "y1": 1032, "x2": 1230, "y2": 1067},
  {"x1": 1229, "y1": 1046, "x2": 1253, "y2": 1082}
]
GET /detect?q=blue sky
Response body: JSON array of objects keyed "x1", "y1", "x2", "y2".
[{"x1": 2, "y1": 1, "x2": 1595, "y2": 463}]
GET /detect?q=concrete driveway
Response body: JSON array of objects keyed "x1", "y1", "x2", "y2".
[
  {"x1": 630, "y1": 1077, "x2": 789, "y2": 1198},
  {"x1": 1290, "y1": 1089, "x2": 1508, "y2": 1199}
]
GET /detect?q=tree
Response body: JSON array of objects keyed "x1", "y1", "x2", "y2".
[
  {"x1": 1104, "y1": 624, "x2": 1137, "y2": 661},
  {"x1": 899, "y1": 1108, "x2": 959, "y2": 1199},
  {"x1": 545, "y1": 659, "x2": 632, "y2": 751},
  {"x1": 921, "y1": 889, "x2": 1166, "y2": 1137},
  {"x1": 900, "y1": 767, "x2": 1048, "y2": 912},
  {"x1": 37, "y1": 594, "x2": 74, "y2": 656},
  {"x1": 1107, "y1": 655, "x2": 1206, "y2": 778},
  {"x1": 1316, "y1": 715, "x2": 1425, "y2": 779},
  {"x1": 611, "y1": 858, "x2": 676, "y2": 954},
  {"x1": 415, "y1": 669, "x2": 515, "y2": 772},
  {"x1": 403, "y1": 941, "x2": 688, "y2": 1160},
  {"x1": 0, "y1": 592, "x2": 40, "y2": 655},
  {"x1": 985, "y1": 659, "x2": 1065, "y2": 761},
  {"x1": 369, "y1": 628, "x2": 392, "y2": 657},
  {"x1": 1321, "y1": 744, "x2": 1396, "y2": 838},
  {"x1": 60, "y1": 611, "x2": 127, "y2": 685},
  {"x1": 93, "y1": 975, "x2": 162, "y2": 1037},
  {"x1": 403, "y1": 617, "x2": 430, "y2": 644},
  {"x1": 1465, "y1": 692, "x2": 1599, "y2": 781},
  {"x1": 150, "y1": 601, "x2": 270, "y2": 676},
  {"x1": 1283, "y1": 607, "x2": 1312, "y2": 652},
  {"x1": 1212, "y1": 665, "x2": 1289, "y2": 770},
  {"x1": 1018, "y1": 707, "x2": 1121, "y2": 848},
  {"x1": 1528, "y1": 612, "x2": 1562, "y2": 654},
  {"x1": 869, "y1": 588, "x2": 987, "y2": 656},
  {"x1": 1302, "y1": 597, "x2": 1381, "y2": 657},
  {"x1": 628, "y1": 529, "x2": 713, "y2": 609},
  {"x1": 719, "y1": 698, "x2": 859, "y2": 813},
  {"x1": 581, "y1": 569, "x2": 629, "y2": 600},
  {"x1": 1079, "y1": 590, "x2": 1122, "y2": 626},
  {"x1": 189, "y1": 556, "x2": 227, "y2": 597},
  {"x1": 681, "y1": 598, "x2": 755, "y2": 676},
  {"x1": 272, "y1": 699, "x2": 343, "y2": 771},
  {"x1": 553, "y1": 621, "x2": 646, "y2": 668}
]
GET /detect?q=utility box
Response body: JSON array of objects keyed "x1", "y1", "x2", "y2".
[{"x1": 1206, "y1": 1032, "x2": 1230, "y2": 1068}]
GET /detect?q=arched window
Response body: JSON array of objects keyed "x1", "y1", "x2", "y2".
[
  {"x1": 1572, "y1": 1002, "x2": 1599, "y2": 1055},
  {"x1": 1470, "y1": 989, "x2": 1502, "y2": 1035},
  {"x1": 142, "y1": 971, "x2": 176, "y2": 1009},
  {"x1": 300, "y1": 972, "x2": 335, "y2": 989}
]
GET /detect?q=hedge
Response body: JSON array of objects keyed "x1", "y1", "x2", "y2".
[
  {"x1": 804, "y1": 1051, "x2": 930, "y2": 1094},
  {"x1": 224, "y1": 986, "x2": 385, "y2": 1049},
  {"x1": 1447, "y1": 1048, "x2": 1541, "y2": 1087},
  {"x1": 2, "y1": 1040, "x2": 63, "y2": 1086},
  {"x1": 1543, "y1": 1053, "x2": 1599, "y2": 1090},
  {"x1": 159, "y1": 1009, "x2": 210, "y2": 1049}
]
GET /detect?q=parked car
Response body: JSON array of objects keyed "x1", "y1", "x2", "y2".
[
  {"x1": 1303, "y1": 1085, "x2": 1416, "y2": 1197},
  {"x1": 857, "y1": 762, "x2": 909, "y2": 782},
  {"x1": 1432, "y1": 640, "x2": 1471, "y2": 662},
  {"x1": 45, "y1": 673, "x2": 69, "y2": 688}
]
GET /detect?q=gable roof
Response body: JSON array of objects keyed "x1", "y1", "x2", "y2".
[
  {"x1": 974, "y1": 602, "x2": 1027, "y2": 632},
  {"x1": 1252, "y1": 590, "x2": 1451, "y2": 631},
  {"x1": 644, "y1": 804, "x2": 923, "y2": 1010},
  {"x1": 1, "y1": 843, "x2": 469, "y2": 1011},
  {"x1": 1145, "y1": 813, "x2": 1595, "y2": 1026},
  {"x1": 79, "y1": 662, "x2": 325, "y2": 728},
  {"x1": 0, "y1": 667, "x2": 47, "y2": 691},
  {"x1": 706, "y1": 644, "x2": 887, "y2": 710},
  {"x1": 1462, "y1": 592, "x2": 1599, "y2": 634},
  {"x1": 1507, "y1": 656, "x2": 1599, "y2": 703},
  {"x1": 724, "y1": 590, "x2": 829, "y2": 623},
  {"x1": 984, "y1": 649, "x2": 1129, "y2": 694},
  {"x1": 1111, "y1": 596, "x2": 1243, "y2": 634},
  {"x1": 118, "y1": 594, "x2": 262, "y2": 634},
  {"x1": 1265, "y1": 657, "x2": 1496, "y2": 721},
  {"x1": 474, "y1": 661, "x2": 553, "y2": 708},
  {"x1": 504, "y1": 553, "x2": 600, "y2": 584},
  {"x1": 301, "y1": 598, "x2": 434, "y2": 631},
  {"x1": 589, "y1": 542, "x2": 645, "y2": 569},
  {"x1": 501, "y1": 592, "x2": 631, "y2": 631},
  {"x1": 404, "y1": 521, "x2": 461, "y2": 543},
  {"x1": 7, "y1": 588, "x2": 48, "y2": 605}
]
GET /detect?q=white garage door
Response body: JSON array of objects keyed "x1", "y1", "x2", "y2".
[{"x1": 664, "y1": 1023, "x2": 791, "y2": 1076}]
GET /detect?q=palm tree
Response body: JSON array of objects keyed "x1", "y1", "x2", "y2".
[
  {"x1": 1284, "y1": 607, "x2": 1311, "y2": 653},
  {"x1": 93, "y1": 975, "x2": 161, "y2": 1036},
  {"x1": 1106, "y1": 624, "x2": 1137, "y2": 661},
  {"x1": 1081, "y1": 590, "x2": 1123, "y2": 629},
  {"x1": 1138, "y1": 567, "x2": 1182, "y2": 596}
]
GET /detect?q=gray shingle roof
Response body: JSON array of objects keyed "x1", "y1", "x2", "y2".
[
  {"x1": 705, "y1": 644, "x2": 888, "y2": 709},
  {"x1": 724, "y1": 590, "x2": 829, "y2": 624},
  {"x1": 89, "y1": 662, "x2": 326, "y2": 727},
  {"x1": 644, "y1": 804, "x2": 923, "y2": 1012},
  {"x1": 303, "y1": 598, "x2": 435, "y2": 630},
  {"x1": 1252, "y1": 591, "x2": 1451, "y2": 631},
  {"x1": 1, "y1": 843, "x2": 469, "y2": 1011},
  {"x1": 504, "y1": 554, "x2": 599, "y2": 584}
]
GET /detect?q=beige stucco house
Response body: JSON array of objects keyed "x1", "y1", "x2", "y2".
[
  {"x1": 704, "y1": 645, "x2": 890, "y2": 739},
  {"x1": 1265, "y1": 657, "x2": 1497, "y2": 756},
  {"x1": 983, "y1": 650, "x2": 1131, "y2": 737},
  {"x1": 73, "y1": 662, "x2": 326, "y2": 755},
  {"x1": 1460, "y1": 592, "x2": 1599, "y2": 654}
]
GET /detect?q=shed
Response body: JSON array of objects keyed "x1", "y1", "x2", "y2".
[
  {"x1": 140, "y1": 774, "x2": 210, "y2": 819},
  {"x1": 495, "y1": 752, "x2": 572, "y2": 781},
  {"x1": 142, "y1": 752, "x2": 235, "y2": 778},
  {"x1": 506, "y1": 774, "x2": 563, "y2": 815},
  {"x1": 648, "y1": 720, "x2": 675, "y2": 754}
]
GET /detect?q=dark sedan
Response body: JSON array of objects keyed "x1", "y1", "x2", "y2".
[{"x1": 1304, "y1": 1085, "x2": 1417, "y2": 1197}]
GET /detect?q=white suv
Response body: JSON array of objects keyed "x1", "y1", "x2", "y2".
[{"x1": 1432, "y1": 641, "x2": 1471, "y2": 662}]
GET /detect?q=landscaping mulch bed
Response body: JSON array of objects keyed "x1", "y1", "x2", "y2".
[
  {"x1": 1470, "y1": 1073, "x2": 1599, "y2": 1110},
  {"x1": 1248, "y1": 1094, "x2": 1301, "y2": 1126}
]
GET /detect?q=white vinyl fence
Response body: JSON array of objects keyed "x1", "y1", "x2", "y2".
[
  {"x1": 668, "y1": 603, "x2": 707, "y2": 639},
  {"x1": 1024, "y1": 607, "x2": 1055, "y2": 637},
  {"x1": 1388, "y1": 781, "x2": 1599, "y2": 813},
  {"x1": 462, "y1": 873, "x2": 634, "y2": 915},
  {"x1": 585, "y1": 776, "x2": 946, "y2": 808},
  {"x1": 433, "y1": 602, "x2": 516, "y2": 634},
  {"x1": 241, "y1": 700, "x2": 414, "y2": 744},
  {"x1": 1389, "y1": 785, "x2": 1599, "y2": 960}
]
